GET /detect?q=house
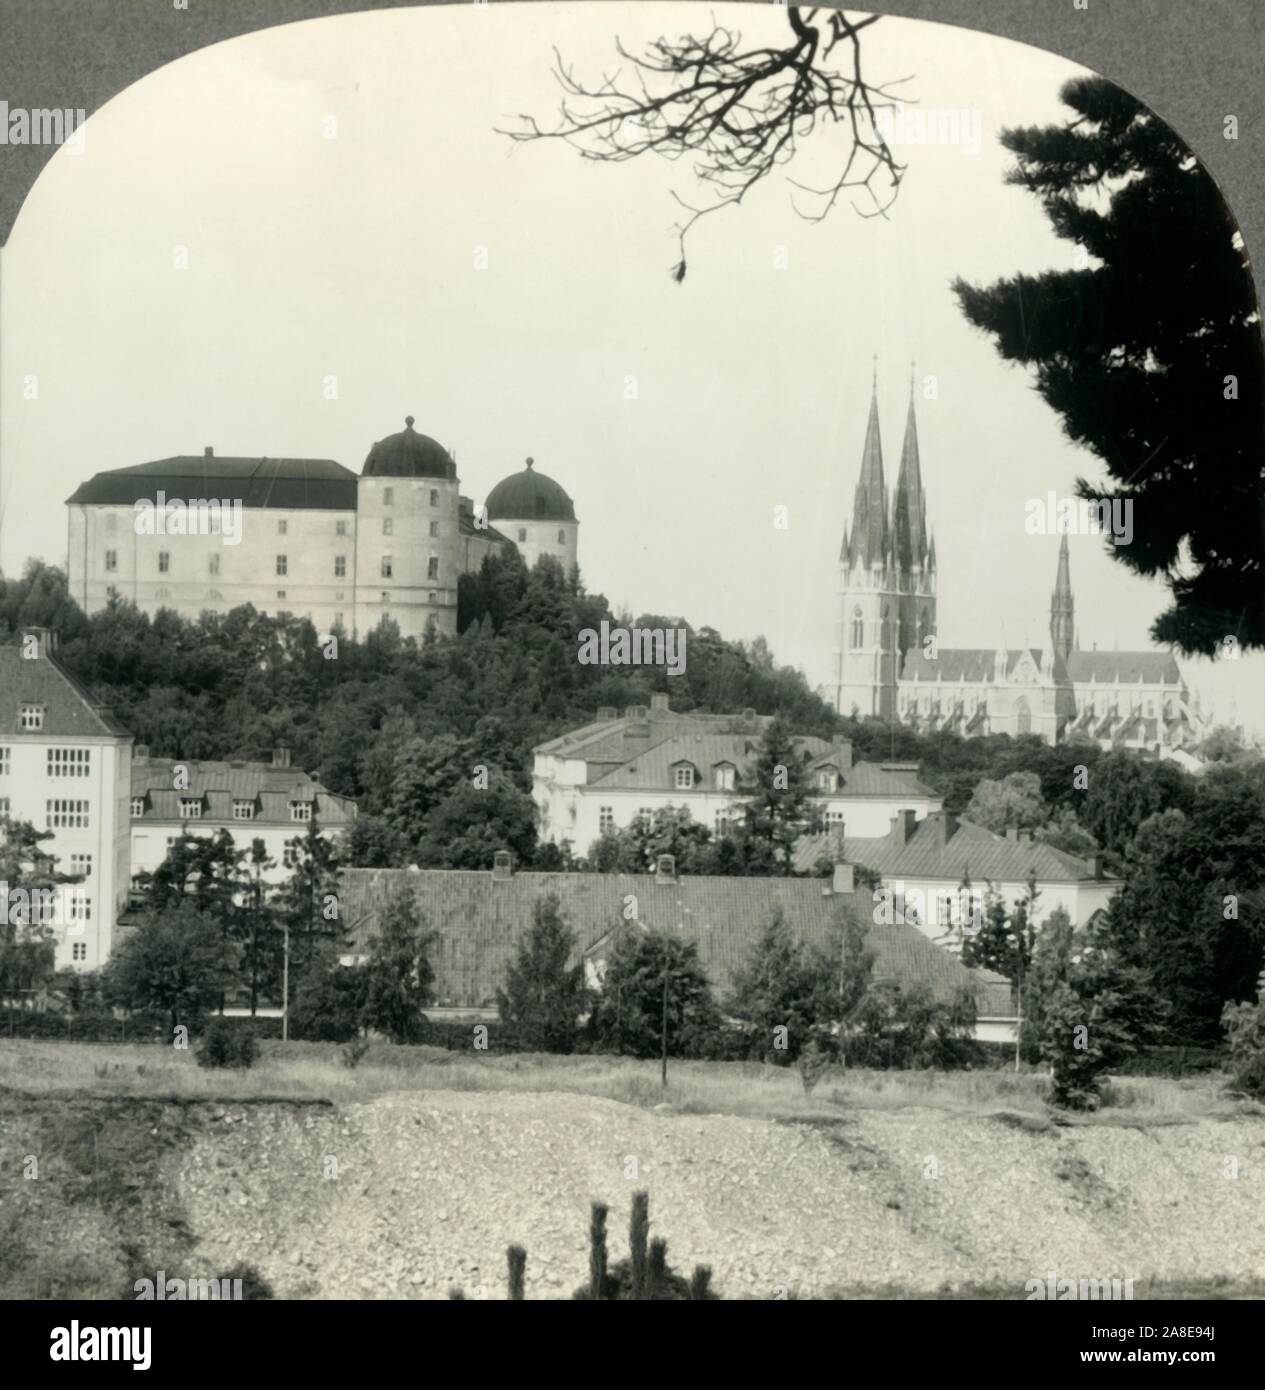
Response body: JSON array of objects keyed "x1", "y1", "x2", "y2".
[
  {"x1": 338, "y1": 854, "x2": 1016, "y2": 1039},
  {"x1": 532, "y1": 696, "x2": 942, "y2": 852},
  {"x1": 0, "y1": 629, "x2": 133, "y2": 971},
  {"x1": 794, "y1": 809, "x2": 1124, "y2": 950},
  {"x1": 129, "y1": 746, "x2": 356, "y2": 886}
]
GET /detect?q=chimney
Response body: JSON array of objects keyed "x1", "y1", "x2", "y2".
[
  {"x1": 1005, "y1": 827, "x2": 1019, "y2": 842},
  {"x1": 204, "y1": 446, "x2": 214, "y2": 458},
  {"x1": 831, "y1": 734, "x2": 854, "y2": 771},
  {"x1": 655, "y1": 853, "x2": 676, "y2": 883},
  {"x1": 942, "y1": 811, "x2": 959, "y2": 842},
  {"x1": 21, "y1": 627, "x2": 59, "y2": 658},
  {"x1": 891, "y1": 809, "x2": 917, "y2": 845},
  {"x1": 626, "y1": 706, "x2": 650, "y2": 738},
  {"x1": 492, "y1": 850, "x2": 513, "y2": 881},
  {"x1": 596, "y1": 706, "x2": 616, "y2": 722},
  {"x1": 272, "y1": 745, "x2": 291, "y2": 768},
  {"x1": 650, "y1": 693, "x2": 669, "y2": 712},
  {"x1": 832, "y1": 862, "x2": 854, "y2": 896},
  {"x1": 1017, "y1": 828, "x2": 1033, "y2": 844}
]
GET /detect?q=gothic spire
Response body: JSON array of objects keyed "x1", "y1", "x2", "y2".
[
  {"x1": 847, "y1": 371, "x2": 888, "y2": 569},
  {"x1": 892, "y1": 370, "x2": 928, "y2": 573},
  {"x1": 1050, "y1": 532, "x2": 1075, "y2": 663}
]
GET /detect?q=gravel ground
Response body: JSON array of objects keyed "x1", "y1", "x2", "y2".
[{"x1": 171, "y1": 1091, "x2": 1265, "y2": 1299}]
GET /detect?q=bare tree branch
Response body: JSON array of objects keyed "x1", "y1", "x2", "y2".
[{"x1": 501, "y1": 8, "x2": 909, "y2": 280}]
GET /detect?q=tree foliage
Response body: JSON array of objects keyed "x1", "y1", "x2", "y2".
[
  {"x1": 496, "y1": 894, "x2": 588, "y2": 1053},
  {"x1": 588, "y1": 927, "x2": 720, "y2": 1058}
]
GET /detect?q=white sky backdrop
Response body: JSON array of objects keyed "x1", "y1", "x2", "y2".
[{"x1": 1, "y1": 2, "x2": 1259, "y2": 730}]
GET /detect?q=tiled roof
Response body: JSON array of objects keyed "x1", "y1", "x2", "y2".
[
  {"x1": 339, "y1": 867, "x2": 1015, "y2": 1016},
  {"x1": 1065, "y1": 651, "x2": 1182, "y2": 684},
  {"x1": 66, "y1": 456, "x2": 358, "y2": 511},
  {"x1": 131, "y1": 758, "x2": 356, "y2": 826},
  {"x1": 793, "y1": 812, "x2": 1120, "y2": 886},
  {"x1": 0, "y1": 640, "x2": 130, "y2": 737}
]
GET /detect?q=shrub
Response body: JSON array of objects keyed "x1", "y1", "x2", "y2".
[
  {"x1": 196, "y1": 1018, "x2": 258, "y2": 1069},
  {"x1": 1222, "y1": 970, "x2": 1265, "y2": 1099}
]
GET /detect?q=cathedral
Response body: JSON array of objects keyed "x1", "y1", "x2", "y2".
[
  {"x1": 818, "y1": 377, "x2": 1203, "y2": 753},
  {"x1": 65, "y1": 418, "x2": 579, "y2": 642}
]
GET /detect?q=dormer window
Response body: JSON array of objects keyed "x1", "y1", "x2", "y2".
[
  {"x1": 713, "y1": 763, "x2": 735, "y2": 791},
  {"x1": 817, "y1": 769, "x2": 839, "y2": 793},
  {"x1": 290, "y1": 800, "x2": 313, "y2": 823},
  {"x1": 20, "y1": 704, "x2": 45, "y2": 730},
  {"x1": 674, "y1": 765, "x2": 694, "y2": 790},
  {"x1": 130, "y1": 797, "x2": 145, "y2": 817},
  {"x1": 178, "y1": 797, "x2": 202, "y2": 819},
  {"x1": 233, "y1": 799, "x2": 255, "y2": 821}
]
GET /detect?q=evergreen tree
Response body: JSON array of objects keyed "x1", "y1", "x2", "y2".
[
  {"x1": 496, "y1": 893, "x2": 587, "y2": 1053},
  {"x1": 360, "y1": 882, "x2": 437, "y2": 1043},
  {"x1": 588, "y1": 927, "x2": 720, "y2": 1058},
  {"x1": 739, "y1": 716, "x2": 821, "y2": 872},
  {"x1": 726, "y1": 907, "x2": 823, "y2": 1060}
]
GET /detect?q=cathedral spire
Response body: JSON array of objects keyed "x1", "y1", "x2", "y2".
[
  {"x1": 847, "y1": 369, "x2": 888, "y2": 569},
  {"x1": 892, "y1": 370, "x2": 928, "y2": 573},
  {"x1": 1050, "y1": 532, "x2": 1075, "y2": 663}
]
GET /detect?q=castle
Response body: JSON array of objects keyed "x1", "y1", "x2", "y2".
[
  {"x1": 65, "y1": 418, "x2": 579, "y2": 642},
  {"x1": 819, "y1": 377, "x2": 1203, "y2": 752}
]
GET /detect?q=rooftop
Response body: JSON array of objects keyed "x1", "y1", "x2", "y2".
[
  {"x1": 66, "y1": 454, "x2": 359, "y2": 511},
  {"x1": 131, "y1": 755, "x2": 356, "y2": 827},
  {"x1": 0, "y1": 634, "x2": 130, "y2": 738}
]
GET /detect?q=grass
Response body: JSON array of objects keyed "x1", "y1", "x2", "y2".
[{"x1": 0, "y1": 1038, "x2": 1257, "y2": 1127}]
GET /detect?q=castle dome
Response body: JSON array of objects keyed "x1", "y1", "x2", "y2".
[
  {"x1": 362, "y1": 417, "x2": 456, "y2": 480},
  {"x1": 485, "y1": 457, "x2": 576, "y2": 523}
]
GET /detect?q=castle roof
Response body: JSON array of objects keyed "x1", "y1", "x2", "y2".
[
  {"x1": 362, "y1": 418, "x2": 457, "y2": 480},
  {"x1": 66, "y1": 455, "x2": 358, "y2": 510},
  {"x1": 485, "y1": 458, "x2": 577, "y2": 523}
]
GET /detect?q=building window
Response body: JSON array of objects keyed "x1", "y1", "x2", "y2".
[
  {"x1": 429, "y1": 520, "x2": 439, "y2": 538},
  {"x1": 284, "y1": 844, "x2": 299, "y2": 868},
  {"x1": 517, "y1": 527, "x2": 527, "y2": 542},
  {"x1": 383, "y1": 517, "x2": 393, "y2": 536},
  {"x1": 850, "y1": 607, "x2": 863, "y2": 649},
  {"x1": 334, "y1": 555, "x2": 346, "y2": 577},
  {"x1": 155, "y1": 587, "x2": 171, "y2": 600},
  {"x1": 713, "y1": 812, "x2": 730, "y2": 837},
  {"x1": 47, "y1": 749, "x2": 91, "y2": 778},
  {"x1": 428, "y1": 593, "x2": 437, "y2": 604},
  {"x1": 178, "y1": 798, "x2": 202, "y2": 819},
  {"x1": 674, "y1": 766, "x2": 694, "y2": 790},
  {"x1": 104, "y1": 549, "x2": 118, "y2": 572},
  {"x1": 1015, "y1": 697, "x2": 1032, "y2": 736},
  {"x1": 599, "y1": 806, "x2": 614, "y2": 833},
  {"x1": 383, "y1": 487, "x2": 394, "y2": 506},
  {"x1": 233, "y1": 800, "x2": 255, "y2": 821},
  {"x1": 278, "y1": 519, "x2": 288, "y2": 534},
  {"x1": 826, "y1": 810, "x2": 846, "y2": 826},
  {"x1": 0, "y1": 747, "x2": 9, "y2": 775},
  {"x1": 381, "y1": 556, "x2": 393, "y2": 579},
  {"x1": 558, "y1": 529, "x2": 566, "y2": 544},
  {"x1": 380, "y1": 591, "x2": 390, "y2": 603},
  {"x1": 816, "y1": 770, "x2": 837, "y2": 793},
  {"x1": 276, "y1": 555, "x2": 288, "y2": 576},
  {"x1": 20, "y1": 705, "x2": 45, "y2": 731},
  {"x1": 336, "y1": 519, "x2": 348, "y2": 537},
  {"x1": 46, "y1": 800, "x2": 90, "y2": 829},
  {"x1": 638, "y1": 807, "x2": 655, "y2": 825},
  {"x1": 714, "y1": 765, "x2": 735, "y2": 791},
  {"x1": 429, "y1": 489, "x2": 438, "y2": 506},
  {"x1": 427, "y1": 556, "x2": 439, "y2": 580},
  {"x1": 209, "y1": 553, "x2": 221, "y2": 576},
  {"x1": 69, "y1": 892, "x2": 92, "y2": 922},
  {"x1": 334, "y1": 612, "x2": 344, "y2": 627},
  {"x1": 72, "y1": 942, "x2": 87, "y2": 962},
  {"x1": 130, "y1": 797, "x2": 145, "y2": 817},
  {"x1": 276, "y1": 591, "x2": 287, "y2": 600},
  {"x1": 290, "y1": 801, "x2": 312, "y2": 823},
  {"x1": 158, "y1": 551, "x2": 170, "y2": 573}
]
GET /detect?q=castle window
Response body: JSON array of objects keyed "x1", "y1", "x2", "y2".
[
  {"x1": 517, "y1": 528, "x2": 527, "y2": 542},
  {"x1": 336, "y1": 520, "x2": 348, "y2": 537},
  {"x1": 276, "y1": 591, "x2": 287, "y2": 600},
  {"x1": 0, "y1": 747, "x2": 9, "y2": 774},
  {"x1": 334, "y1": 612, "x2": 344, "y2": 627},
  {"x1": 381, "y1": 556, "x2": 393, "y2": 579},
  {"x1": 380, "y1": 591, "x2": 390, "y2": 602},
  {"x1": 278, "y1": 519, "x2": 288, "y2": 535},
  {"x1": 674, "y1": 766, "x2": 694, "y2": 790},
  {"x1": 334, "y1": 556, "x2": 346, "y2": 578},
  {"x1": 427, "y1": 556, "x2": 439, "y2": 580},
  {"x1": 383, "y1": 518, "x2": 393, "y2": 536},
  {"x1": 430, "y1": 489, "x2": 438, "y2": 506},
  {"x1": 849, "y1": 607, "x2": 863, "y2": 649},
  {"x1": 158, "y1": 551, "x2": 170, "y2": 574},
  {"x1": 276, "y1": 555, "x2": 287, "y2": 576},
  {"x1": 429, "y1": 521, "x2": 439, "y2": 538},
  {"x1": 383, "y1": 487, "x2": 394, "y2": 506},
  {"x1": 104, "y1": 549, "x2": 117, "y2": 572},
  {"x1": 557, "y1": 529, "x2": 566, "y2": 544}
]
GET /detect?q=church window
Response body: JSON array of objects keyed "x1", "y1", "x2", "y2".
[{"x1": 849, "y1": 608, "x2": 863, "y2": 649}]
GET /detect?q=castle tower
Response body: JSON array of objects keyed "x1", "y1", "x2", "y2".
[
  {"x1": 831, "y1": 372, "x2": 900, "y2": 719},
  {"x1": 484, "y1": 457, "x2": 579, "y2": 574},
  {"x1": 1049, "y1": 532, "x2": 1076, "y2": 664},
  {"x1": 355, "y1": 417, "x2": 461, "y2": 641},
  {"x1": 891, "y1": 372, "x2": 937, "y2": 660}
]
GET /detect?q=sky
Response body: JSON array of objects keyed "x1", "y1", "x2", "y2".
[{"x1": 0, "y1": 2, "x2": 1259, "y2": 732}]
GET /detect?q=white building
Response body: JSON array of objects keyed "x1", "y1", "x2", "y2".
[
  {"x1": 129, "y1": 748, "x2": 356, "y2": 887},
  {"x1": 65, "y1": 422, "x2": 580, "y2": 642},
  {"x1": 794, "y1": 809, "x2": 1123, "y2": 949},
  {"x1": 532, "y1": 697, "x2": 943, "y2": 855},
  {"x1": 0, "y1": 629, "x2": 133, "y2": 971}
]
